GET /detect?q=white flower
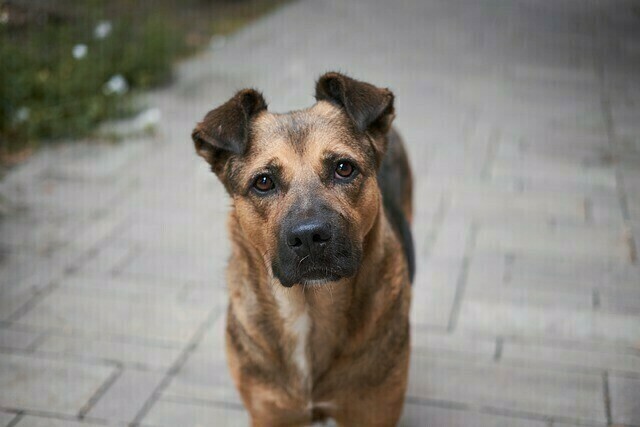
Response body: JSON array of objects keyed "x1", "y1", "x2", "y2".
[
  {"x1": 134, "y1": 108, "x2": 162, "y2": 130},
  {"x1": 94, "y1": 20, "x2": 112, "y2": 39},
  {"x1": 14, "y1": 107, "x2": 30, "y2": 123},
  {"x1": 72, "y1": 44, "x2": 88, "y2": 59},
  {"x1": 0, "y1": 11, "x2": 9, "y2": 25},
  {"x1": 103, "y1": 74, "x2": 129, "y2": 95}
]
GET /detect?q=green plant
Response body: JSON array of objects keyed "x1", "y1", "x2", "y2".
[{"x1": 0, "y1": 12, "x2": 184, "y2": 153}]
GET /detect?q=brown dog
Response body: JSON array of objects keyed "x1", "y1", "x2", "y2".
[{"x1": 192, "y1": 72, "x2": 414, "y2": 426}]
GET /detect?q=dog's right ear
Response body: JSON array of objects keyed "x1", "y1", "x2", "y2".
[{"x1": 192, "y1": 89, "x2": 267, "y2": 176}]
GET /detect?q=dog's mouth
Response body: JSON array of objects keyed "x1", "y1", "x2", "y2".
[
  {"x1": 297, "y1": 268, "x2": 343, "y2": 286},
  {"x1": 273, "y1": 262, "x2": 351, "y2": 288},
  {"x1": 272, "y1": 235, "x2": 362, "y2": 288}
]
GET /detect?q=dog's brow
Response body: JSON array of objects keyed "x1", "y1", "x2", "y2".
[
  {"x1": 253, "y1": 158, "x2": 282, "y2": 174},
  {"x1": 321, "y1": 149, "x2": 361, "y2": 163}
]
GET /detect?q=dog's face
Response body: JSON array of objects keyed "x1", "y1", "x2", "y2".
[{"x1": 193, "y1": 73, "x2": 395, "y2": 287}]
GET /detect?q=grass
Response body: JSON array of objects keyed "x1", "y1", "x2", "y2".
[{"x1": 0, "y1": 0, "x2": 289, "y2": 164}]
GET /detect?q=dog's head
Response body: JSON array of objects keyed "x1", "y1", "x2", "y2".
[{"x1": 192, "y1": 72, "x2": 395, "y2": 287}]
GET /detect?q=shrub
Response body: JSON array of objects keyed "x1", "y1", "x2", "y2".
[{"x1": 0, "y1": 12, "x2": 184, "y2": 152}]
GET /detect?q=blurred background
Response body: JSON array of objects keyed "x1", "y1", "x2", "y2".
[{"x1": 1, "y1": 0, "x2": 639, "y2": 426}]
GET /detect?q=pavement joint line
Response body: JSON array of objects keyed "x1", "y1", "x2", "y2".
[
  {"x1": 421, "y1": 192, "x2": 448, "y2": 259},
  {"x1": 5, "y1": 413, "x2": 23, "y2": 427},
  {"x1": 480, "y1": 405, "x2": 555, "y2": 424},
  {"x1": 403, "y1": 396, "x2": 469, "y2": 411},
  {"x1": 603, "y1": 371, "x2": 613, "y2": 426},
  {"x1": 503, "y1": 252, "x2": 515, "y2": 282},
  {"x1": 409, "y1": 323, "x2": 450, "y2": 334},
  {"x1": 78, "y1": 366, "x2": 124, "y2": 419},
  {"x1": 129, "y1": 308, "x2": 222, "y2": 426},
  {"x1": 0, "y1": 346, "x2": 123, "y2": 370},
  {"x1": 584, "y1": 197, "x2": 594, "y2": 223},
  {"x1": 1, "y1": 344, "x2": 165, "y2": 373},
  {"x1": 417, "y1": 351, "x2": 633, "y2": 378},
  {"x1": 106, "y1": 245, "x2": 137, "y2": 277},
  {"x1": 624, "y1": 228, "x2": 638, "y2": 264},
  {"x1": 480, "y1": 127, "x2": 502, "y2": 180},
  {"x1": 0, "y1": 405, "x2": 122, "y2": 427},
  {"x1": 3, "y1": 280, "x2": 63, "y2": 325},
  {"x1": 493, "y1": 337, "x2": 504, "y2": 362},
  {"x1": 592, "y1": 289, "x2": 601, "y2": 310},
  {"x1": 21, "y1": 330, "x2": 49, "y2": 353},
  {"x1": 38, "y1": 330, "x2": 186, "y2": 350},
  {"x1": 446, "y1": 221, "x2": 478, "y2": 332},
  {"x1": 593, "y1": 5, "x2": 635, "y2": 268},
  {"x1": 406, "y1": 396, "x2": 555, "y2": 423},
  {"x1": 159, "y1": 394, "x2": 245, "y2": 411},
  {"x1": 494, "y1": 335, "x2": 640, "y2": 357}
]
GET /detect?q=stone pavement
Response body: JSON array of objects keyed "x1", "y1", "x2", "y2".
[{"x1": 1, "y1": 0, "x2": 640, "y2": 425}]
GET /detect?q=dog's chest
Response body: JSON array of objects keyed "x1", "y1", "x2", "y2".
[
  {"x1": 290, "y1": 310, "x2": 311, "y2": 384},
  {"x1": 275, "y1": 292, "x2": 312, "y2": 388}
]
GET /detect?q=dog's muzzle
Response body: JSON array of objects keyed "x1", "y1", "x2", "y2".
[{"x1": 272, "y1": 206, "x2": 361, "y2": 287}]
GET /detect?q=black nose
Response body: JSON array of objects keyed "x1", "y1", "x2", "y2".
[{"x1": 286, "y1": 220, "x2": 332, "y2": 256}]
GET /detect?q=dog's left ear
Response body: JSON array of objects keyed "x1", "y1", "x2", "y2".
[{"x1": 315, "y1": 72, "x2": 395, "y2": 161}]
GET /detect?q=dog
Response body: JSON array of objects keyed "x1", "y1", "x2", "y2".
[{"x1": 192, "y1": 72, "x2": 414, "y2": 426}]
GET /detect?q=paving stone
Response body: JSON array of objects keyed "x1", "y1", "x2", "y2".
[
  {"x1": 411, "y1": 329, "x2": 496, "y2": 360},
  {"x1": 408, "y1": 355, "x2": 607, "y2": 423},
  {"x1": 1, "y1": 176, "x2": 129, "y2": 219},
  {"x1": 588, "y1": 193, "x2": 627, "y2": 226},
  {"x1": 116, "y1": 212, "x2": 229, "y2": 255},
  {"x1": 464, "y1": 253, "x2": 595, "y2": 309},
  {"x1": 54, "y1": 275, "x2": 212, "y2": 302},
  {"x1": 465, "y1": 272, "x2": 593, "y2": 310},
  {"x1": 609, "y1": 375, "x2": 640, "y2": 425},
  {"x1": 501, "y1": 341, "x2": 640, "y2": 374},
  {"x1": 0, "y1": 353, "x2": 116, "y2": 415},
  {"x1": 458, "y1": 298, "x2": 640, "y2": 343},
  {"x1": 446, "y1": 184, "x2": 588, "y2": 223},
  {"x1": 117, "y1": 248, "x2": 227, "y2": 284},
  {"x1": 36, "y1": 139, "x2": 152, "y2": 182},
  {"x1": 87, "y1": 370, "x2": 165, "y2": 422},
  {"x1": 400, "y1": 404, "x2": 548, "y2": 427},
  {"x1": 34, "y1": 334, "x2": 182, "y2": 371},
  {"x1": 411, "y1": 257, "x2": 464, "y2": 329},
  {"x1": 14, "y1": 284, "x2": 212, "y2": 345},
  {"x1": 490, "y1": 156, "x2": 618, "y2": 191},
  {"x1": 598, "y1": 289, "x2": 640, "y2": 316},
  {"x1": 426, "y1": 216, "x2": 472, "y2": 259},
  {"x1": 0, "y1": 216, "x2": 76, "y2": 253},
  {"x1": 162, "y1": 314, "x2": 241, "y2": 405},
  {"x1": 476, "y1": 224, "x2": 633, "y2": 262},
  {"x1": 162, "y1": 353, "x2": 241, "y2": 406},
  {"x1": 0, "y1": 250, "x2": 59, "y2": 290},
  {"x1": 507, "y1": 255, "x2": 640, "y2": 291},
  {"x1": 142, "y1": 399, "x2": 248, "y2": 427},
  {"x1": 0, "y1": 327, "x2": 40, "y2": 350}
]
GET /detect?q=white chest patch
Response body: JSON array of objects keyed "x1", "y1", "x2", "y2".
[{"x1": 291, "y1": 311, "x2": 311, "y2": 385}]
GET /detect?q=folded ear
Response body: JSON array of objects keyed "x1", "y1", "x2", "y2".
[
  {"x1": 315, "y1": 72, "x2": 395, "y2": 139},
  {"x1": 192, "y1": 89, "x2": 267, "y2": 176}
]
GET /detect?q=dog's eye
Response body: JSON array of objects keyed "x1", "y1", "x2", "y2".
[
  {"x1": 335, "y1": 161, "x2": 355, "y2": 179},
  {"x1": 253, "y1": 175, "x2": 275, "y2": 192}
]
